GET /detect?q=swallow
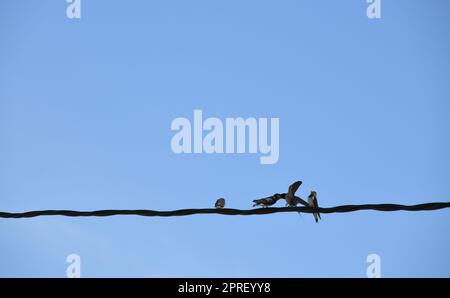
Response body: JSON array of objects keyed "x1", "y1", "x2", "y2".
[
  {"x1": 308, "y1": 191, "x2": 321, "y2": 223},
  {"x1": 253, "y1": 193, "x2": 281, "y2": 208},
  {"x1": 284, "y1": 181, "x2": 302, "y2": 207},
  {"x1": 215, "y1": 198, "x2": 225, "y2": 209}
]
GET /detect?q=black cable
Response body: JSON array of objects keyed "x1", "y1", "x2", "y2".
[{"x1": 0, "y1": 202, "x2": 449, "y2": 219}]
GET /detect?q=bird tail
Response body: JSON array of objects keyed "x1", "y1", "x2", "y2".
[{"x1": 313, "y1": 213, "x2": 319, "y2": 223}]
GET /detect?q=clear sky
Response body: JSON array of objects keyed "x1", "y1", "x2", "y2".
[{"x1": 1, "y1": 0, "x2": 449, "y2": 277}]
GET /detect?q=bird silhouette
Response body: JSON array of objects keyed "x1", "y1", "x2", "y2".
[
  {"x1": 215, "y1": 198, "x2": 226, "y2": 209},
  {"x1": 308, "y1": 191, "x2": 321, "y2": 223},
  {"x1": 253, "y1": 193, "x2": 281, "y2": 208}
]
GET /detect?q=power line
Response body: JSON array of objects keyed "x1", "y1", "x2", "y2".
[{"x1": 0, "y1": 202, "x2": 449, "y2": 219}]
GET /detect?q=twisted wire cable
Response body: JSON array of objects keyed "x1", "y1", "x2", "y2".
[{"x1": 1, "y1": 202, "x2": 449, "y2": 219}]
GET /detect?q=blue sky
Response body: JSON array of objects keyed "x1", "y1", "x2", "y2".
[{"x1": 1, "y1": 0, "x2": 449, "y2": 277}]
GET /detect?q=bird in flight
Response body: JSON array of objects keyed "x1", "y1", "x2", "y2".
[
  {"x1": 215, "y1": 198, "x2": 226, "y2": 209},
  {"x1": 308, "y1": 191, "x2": 321, "y2": 223},
  {"x1": 253, "y1": 193, "x2": 281, "y2": 208}
]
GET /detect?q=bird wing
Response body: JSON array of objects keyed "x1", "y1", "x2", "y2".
[
  {"x1": 288, "y1": 181, "x2": 302, "y2": 197},
  {"x1": 308, "y1": 195, "x2": 320, "y2": 222},
  {"x1": 313, "y1": 197, "x2": 321, "y2": 219},
  {"x1": 253, "y1": 197, "x2": 269, "y2": 204},
  {"x1": 313, "y1": 197, "x2": 319, "y2": 209},
  {"x1": 295, "y1": 196, "x2": 308, "y2": 206}
]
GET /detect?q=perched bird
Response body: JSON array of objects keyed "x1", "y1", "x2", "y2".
[
  {"x1": 253, "y1": 193, "x2": 281, "y2": 208},
  {"x1": 284, "y1": 181, "x2": 302, "y2": 207},
  {"x1": 215, "y1": 198, "x2": 226, "y2": 209},
  {"x1": 308, "y1": 191, "x2": 321, "y2": 223}
]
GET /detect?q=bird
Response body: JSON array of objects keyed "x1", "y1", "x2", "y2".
[
  {"x1": 308, "y1": 191, "x2": 321, "y2": 223},
  {"x1": 284, "y1": 181, "x2": 302, "y2": 207},
  {"x1": 215, "y1": 198, "x2": 225, "y2": 209},
  {"x1": 253, "y1": 193, "x2": 281, "y2": 208}
]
